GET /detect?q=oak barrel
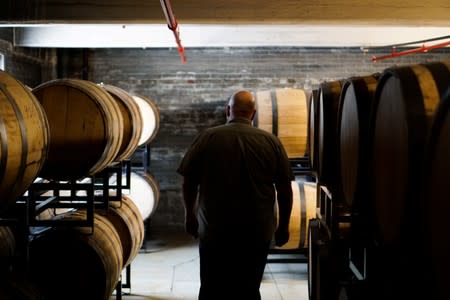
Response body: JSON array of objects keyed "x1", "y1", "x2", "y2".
[
  {"x1": 109, "y1": 171, "x2": 160, "y2": 221},
  {"x1": 336, "y1": 74, "x2": 379, "y2": 210},
  {"x1": 254, "y1": 88, "x2": 308, "y2": 158},
  {"x1": 371, "y1": 61, "x2": 450, "y2": 245},
  {"x1": 32, "y1": 79, "x2": 124, "y2": 180},
  {"x1": 29, "y1": 210, "x2": 123, "y2": 300},
  {"x1": 0, "y1": 273, "x2": 44, "y2": 300},
  {"x1": 422, "y1": 87, "x2": 450, "y2": 300},
  {"x1": 0, "y1": 70, "x2": 49, "y2": 211},
  {"x1": 317, "y1": 80, "x2": 343, "y2": 187},
  {"x1": 0, "y1": 226, "x2": 15, "y2": 275},
  {"x1": 99, "y1": 84, "x2": 143, "y2": 162},
  {"x1": 132, "y1": 94, "x2": 160, "y2": 146},
  {"x1": 106, "y1": 195, "x2": 145, "y2": 268},
  {"x1": 274, "y1": 179, "x2": 317, "y2": 250},
  {"x1": 308, "y1": 89, "x2": 320, "y2": 171},
  {"x1": 0, "y1": 226, "x2": 15, "y2": 258}
]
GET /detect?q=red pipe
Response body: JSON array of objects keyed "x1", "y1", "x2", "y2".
[
  {"x1": 372, "y1": 40, "x2": 450, "y2": 62},
  {"x1": 160, "y1": 0, "x2": 186, "y2": 64}
]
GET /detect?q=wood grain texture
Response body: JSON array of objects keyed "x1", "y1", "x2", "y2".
[
  {"x1": 255, "y1": 88, "x2": 308, "y2": 158},
  {"x1": 2, "y1": 0, "x2": 450, "y2": 25},
  {"x1": 29, "y1": 211, "x2": 123, "y2": 300},
  {"x1": 32, "y1": 79, "x2": 124, "y2": 180},
  {"x1": 372, "y1": 61, "x2": 450, "y2": 244},
  {"x1": 0, "y1": 70, "x2": 49, "y2": 211}
]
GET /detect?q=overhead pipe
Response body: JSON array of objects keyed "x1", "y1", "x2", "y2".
[
  {"x1": 372, "y1": 40, "x2": 450, "y2": 62},
  {"x1": 366, "y1": 34, "x2": 450, "y2": 51},
  {"x1": 160, "y1": 0, "x2": 186, "y2": 64}
]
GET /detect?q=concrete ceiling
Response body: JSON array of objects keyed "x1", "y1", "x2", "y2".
[{"x1": 1, "y1": 0, "x2": 450, "y2": 48}]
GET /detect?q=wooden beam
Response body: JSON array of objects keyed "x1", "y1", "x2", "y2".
[{"x1": 1, "y1": 0, "x2": 450, "y2": 26}]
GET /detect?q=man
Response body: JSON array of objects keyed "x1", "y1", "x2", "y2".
[{"x1": 177, "y1": 90, "x2": 294, "y2": 300}]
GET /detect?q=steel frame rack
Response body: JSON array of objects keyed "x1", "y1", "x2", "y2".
[{"x1": 0, "y1": 160, "x2": 132, "y2": 300}]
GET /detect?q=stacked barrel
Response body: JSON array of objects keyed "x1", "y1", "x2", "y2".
[
  {"x1": 308, "y1": 60, "x2": 450, "y2": 300},
  {"x1": 125, "y1": 91, "x2": 161, "y2": 223},
  {"x1": 0, "y1": 70, "x2": 49, "y2": 298},
  {"x1": 0, "y1": 73, "x2": 161, "y2": 300},
  {"x1": 252, "y1": 88, "x2": 318, "y2": 254}
]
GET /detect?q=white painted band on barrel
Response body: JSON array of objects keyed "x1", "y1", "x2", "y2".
[
  {"x1": 133, "y1": 95, "x2": 157, "y2": 146},
  {"x1": 109, "y1": 172, "x2": 157, "y2": 220}
]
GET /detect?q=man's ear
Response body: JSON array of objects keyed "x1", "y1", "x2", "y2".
[{"x1": 226, "y1": 105, "x2": 231, "y2": 117}]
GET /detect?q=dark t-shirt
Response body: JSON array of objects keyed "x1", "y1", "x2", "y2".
[{"x1": 177, "y1": 118, "x2": 294, "y2": 242}]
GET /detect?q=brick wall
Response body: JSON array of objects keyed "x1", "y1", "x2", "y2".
[
  {"x1": 0, "y1": 29, "x2": 56, "y2": 87},
  {"x1": 76, "y1": 47, "x2": 450, "y2": 231},
  {"x1": 5, "y1": 42, "x2": 450, "y2": 231}
]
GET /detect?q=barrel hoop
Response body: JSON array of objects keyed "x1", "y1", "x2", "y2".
[
  {"x1": 425, "y1": 62, "x2": 450, "y2": 97},
  {"x1": 298, "y1": 181, "x2": 307, "y2": 248},
  {"x1": 0, "y1": 114, "x2": 7, "y2": 184},
  {"x1": 411, "y1": 65, "x2": 440, "y2": 121},
  {"x1": 0, "y1": 82, "x2": 28, "y2": 190},
  {"x1": 270, "y1": 90, "x2": 278, "y2": 136}
]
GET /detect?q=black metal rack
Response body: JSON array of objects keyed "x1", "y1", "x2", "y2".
[
  {"x1": 310, "y1": 183, "x2": 362, "y2": 300},
  {"x1": 0, "y1": 160, "x2": 133, "y2": 300}
]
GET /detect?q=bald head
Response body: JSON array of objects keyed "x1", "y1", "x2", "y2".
[{"x1": 226, "y1": 90, "x2": 256, "y2": 121}]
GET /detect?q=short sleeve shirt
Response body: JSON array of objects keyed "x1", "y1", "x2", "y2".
[{"x1": 177, "y1": 118, "x2": 294, "y2": 242}]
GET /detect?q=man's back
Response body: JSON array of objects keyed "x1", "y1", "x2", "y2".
[
  {"x1": 178, "y1": 118, "x2": 292, "y2": 241},
  {"x1": 178, "y1": 90, "x2": 294, "y2": 300}
]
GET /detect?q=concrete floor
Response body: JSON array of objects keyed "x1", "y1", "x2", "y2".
[{"x1": 111, "y1": 229, "x2": 309, "y2": 300}]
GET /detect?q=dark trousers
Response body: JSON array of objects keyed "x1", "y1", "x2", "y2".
[{"x1": 198, "y1": 238, "x2": 271, "y2": 300}]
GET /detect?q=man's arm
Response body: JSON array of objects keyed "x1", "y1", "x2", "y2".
[
  {"x1": 274, "y1": 181, "x2": 293, "y2": 246},
  {"x1": 181, "y1": 176, "x2": 199, "y2": 238}
]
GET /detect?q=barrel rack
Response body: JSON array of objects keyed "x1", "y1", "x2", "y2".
[
  {"x1": 0, "y1": 160, "x2": 132, "y2": 300},
  {"x1": 310, "y1": 182, "x2": 370, "y2": 300},
  {"x1": 129, "y1": 143, "x2": 155, "y2": 251}
]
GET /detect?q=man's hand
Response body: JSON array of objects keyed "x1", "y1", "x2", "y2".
[
  {"x1": 274, "y1": 227, "x2": 289, "y2": 247},
  {"x1": 185, "y1": 212, "x2": 199, "y2": 239},
  {"x1": 181, "y1": 177, "x2": 199, "y2": 239}
]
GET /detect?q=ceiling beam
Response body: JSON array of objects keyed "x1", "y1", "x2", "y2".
[
  {"x1": 1, "y1": 0, "x2": 450, "y2": 26},
  {"x1": 10, "y1": 24, "x2": 450, "y2": 48}
]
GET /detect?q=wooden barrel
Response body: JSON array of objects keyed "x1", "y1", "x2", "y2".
[
  {"x1": 0, "y1": 226, "x2": 15, "y2": 258},
  {"x1": 32, "y1": 79, "x2": 124, "y2": 180},
  {"x1": 0, "y1": 70, "x2": 49, "y2": 211},
  {"x1": 109, "y1": 171, "x2": 160, "y2": 221},
  {"x1": 317, "y1": 80, "x2": 343, "y2": 187},
  {"x1": 0, "y1": 273, "x2": 44, "y2": 300},
  {"x1": 0, "y1": 226, "x2": 15, "y2": 275},
  {"x1": 132, "y1": 94, "x2": 160, "y2": 146},
  {"x1": 336, "y1": 74, "x2": 379, "y2": 210},
  {"x1": 128, "y1": 172, "x2": 160, "y2": 220},
  {"x1": 422, "y1": 87, "x2": 450, "y2": 300},
  {"x1": 253, "y1": 88, "x2": 308, "y2": 158},
  {"x1": 106, "y1": 195, "x2": 145, "y2": 268},
  {"x1": 99, "y1": 84, "x2": 143, "y2": 162},
  {"x1": 371, "y1": 61, "x2": 450, "y2": 245},
  {"x1": 273, "y1": 179, "x2": 316, "y2": 250},
  {"x1": 29, "y1": 210, "x2": 123, "y2": 300},
  {"x1": 308, "y1": 89, "x2": 320, "y2": 172}
]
